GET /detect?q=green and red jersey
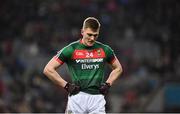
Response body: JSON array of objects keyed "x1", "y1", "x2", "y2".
[{"x1": 54, "y1": 39, "x2": 116, "y2": 94}]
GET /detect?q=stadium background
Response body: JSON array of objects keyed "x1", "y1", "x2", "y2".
[{"x1": 0, "y1": 0, "x2": 180, "y2": 112}]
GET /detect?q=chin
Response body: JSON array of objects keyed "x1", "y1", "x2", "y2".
[{"x1": 87, "y1": 43, "x2": 94, "y2": 47}]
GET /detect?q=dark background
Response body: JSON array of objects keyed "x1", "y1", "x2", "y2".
[{"x1": 0, "y1": 0, "x2": 180, "y2": 112}]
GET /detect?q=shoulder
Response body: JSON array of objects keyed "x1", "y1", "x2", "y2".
[
  {"x1": 58, "y1": 40, "x2": 79, "y2": 55},
  {"x1": 62, "y1": 40, "x2": 79, "y2": 50},
  {"x1": 69, "y1": 40, "x2": 80, "y2": 46},
  {"x1": 95, "y1": 41, "x2": 113, "y2": 51}
]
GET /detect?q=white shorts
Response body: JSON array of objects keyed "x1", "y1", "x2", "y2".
[{"x1": 65, "y1": 92, "x2": 106, "y2": 114}]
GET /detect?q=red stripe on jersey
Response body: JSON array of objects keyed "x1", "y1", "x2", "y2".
[
  {"x1": 72, "y1": 48, "x2": 105, "y2": 59},
  {"x1": 54, "y1": 56, "x2": 64, "y2": 64},
  {"x1": 109, "y1": 56, "x2": 116, "y2": 64}
]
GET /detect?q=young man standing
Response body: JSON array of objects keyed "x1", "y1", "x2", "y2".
[{"x1": 43, "y1": 17, "x2": 123, "y2": 114}]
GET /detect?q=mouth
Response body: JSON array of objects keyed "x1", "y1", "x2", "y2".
[{"x1": 88, "y1": 40, "x2": 95, "y2": 43}]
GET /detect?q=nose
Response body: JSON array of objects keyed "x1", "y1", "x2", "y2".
[
  {"x1": 90, "y1": 35, "x2": 97, "y2": 41},
  {"x1": 90, "y1": 36, "x2": 95, "y2": 41}
]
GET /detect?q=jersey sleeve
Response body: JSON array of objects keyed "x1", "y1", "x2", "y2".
[
  {"x1": 105, "y1": 45, "x2": 116, "y2": 64},
  {"x1": 54, "y1": 45, "x2": 73, "y2": 64}
]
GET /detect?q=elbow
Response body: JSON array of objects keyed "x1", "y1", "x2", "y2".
[
  {"x1": 117, "y1": 66, "x2": 123, "y2": 75},
  {"x1": 43, "y1": 67, "x2": 49, "y2": 76},
  {"x1": 43, "y1": 66, "x2": 53, "y2": 76}
]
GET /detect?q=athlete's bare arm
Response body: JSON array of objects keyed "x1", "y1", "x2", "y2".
[
  {"x1": 106, "y1": 57, "x2": 123, "y2": 86},
  {"x1": 43, "y1": 58, "x2": 67, "y2": 87}
]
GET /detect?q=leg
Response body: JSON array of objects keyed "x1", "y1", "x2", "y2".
[
  {"x1": 65, "y1": 93, "x2": 87, "y2": 114},
  {"x1": 88, "y1": 95, "x2": 106, "y2": 114}
]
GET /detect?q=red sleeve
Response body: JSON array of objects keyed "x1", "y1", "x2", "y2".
[
  {"x1": 53, "y1": 55, "x2": 64, "y2": 64},
  {"x1": 109, "y1": 56, "x2": 116, "y2": 64}
]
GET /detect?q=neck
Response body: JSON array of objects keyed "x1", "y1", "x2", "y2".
[{"x1": 81, "y1": 38, "x2": 87, "y2": 46}]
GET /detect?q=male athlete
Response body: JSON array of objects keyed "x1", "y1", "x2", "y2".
[{"x1": 43, "y1": 17, "x2": 123, "y2": 114}]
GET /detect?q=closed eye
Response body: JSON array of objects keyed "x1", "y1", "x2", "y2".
[{"x1": 87, "y1": 33, "x2": 98, "y2": 37}]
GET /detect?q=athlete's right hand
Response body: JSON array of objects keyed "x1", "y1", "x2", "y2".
[{"x1": 64, "y1": 82, "x2": 80, "y2": 95}]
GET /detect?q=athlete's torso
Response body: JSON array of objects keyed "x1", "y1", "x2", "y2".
[{"x1": 56, "y1": 40, "x2": 115, "y2": 94}]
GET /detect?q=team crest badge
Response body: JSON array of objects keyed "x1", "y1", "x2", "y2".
[{"x1": 97, "y1": 49, "x2": 101, "y2": 56}]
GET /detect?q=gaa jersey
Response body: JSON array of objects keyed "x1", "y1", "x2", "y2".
[{"x1": 54, "y1": 39, "x2": 116, "y2": 94}]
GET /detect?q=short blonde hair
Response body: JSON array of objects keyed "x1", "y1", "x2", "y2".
[{"x1": 82, "y1": 17, "x2": 101, "y2": 31}]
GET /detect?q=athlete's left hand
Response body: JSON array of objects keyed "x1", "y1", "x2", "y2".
[{"x1": 99, "y1": 82, "x2": 111, "y2": 95}]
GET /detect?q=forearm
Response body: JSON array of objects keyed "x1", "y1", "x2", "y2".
[
  {"x1": 106, "y1": 67, "x2": 122, "y2": 86},
  {"x1": 43, "y1": 68, "x2": 67, "y2": 87}
]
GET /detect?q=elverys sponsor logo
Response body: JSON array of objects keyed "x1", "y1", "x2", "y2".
[{"x1": 81, "y1": 64, "x2": 99, "y2": 69}]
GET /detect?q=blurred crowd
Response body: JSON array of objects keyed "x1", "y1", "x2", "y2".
[{"x1": 0, "y1": 0, "x2": 180, "y2": 113}]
